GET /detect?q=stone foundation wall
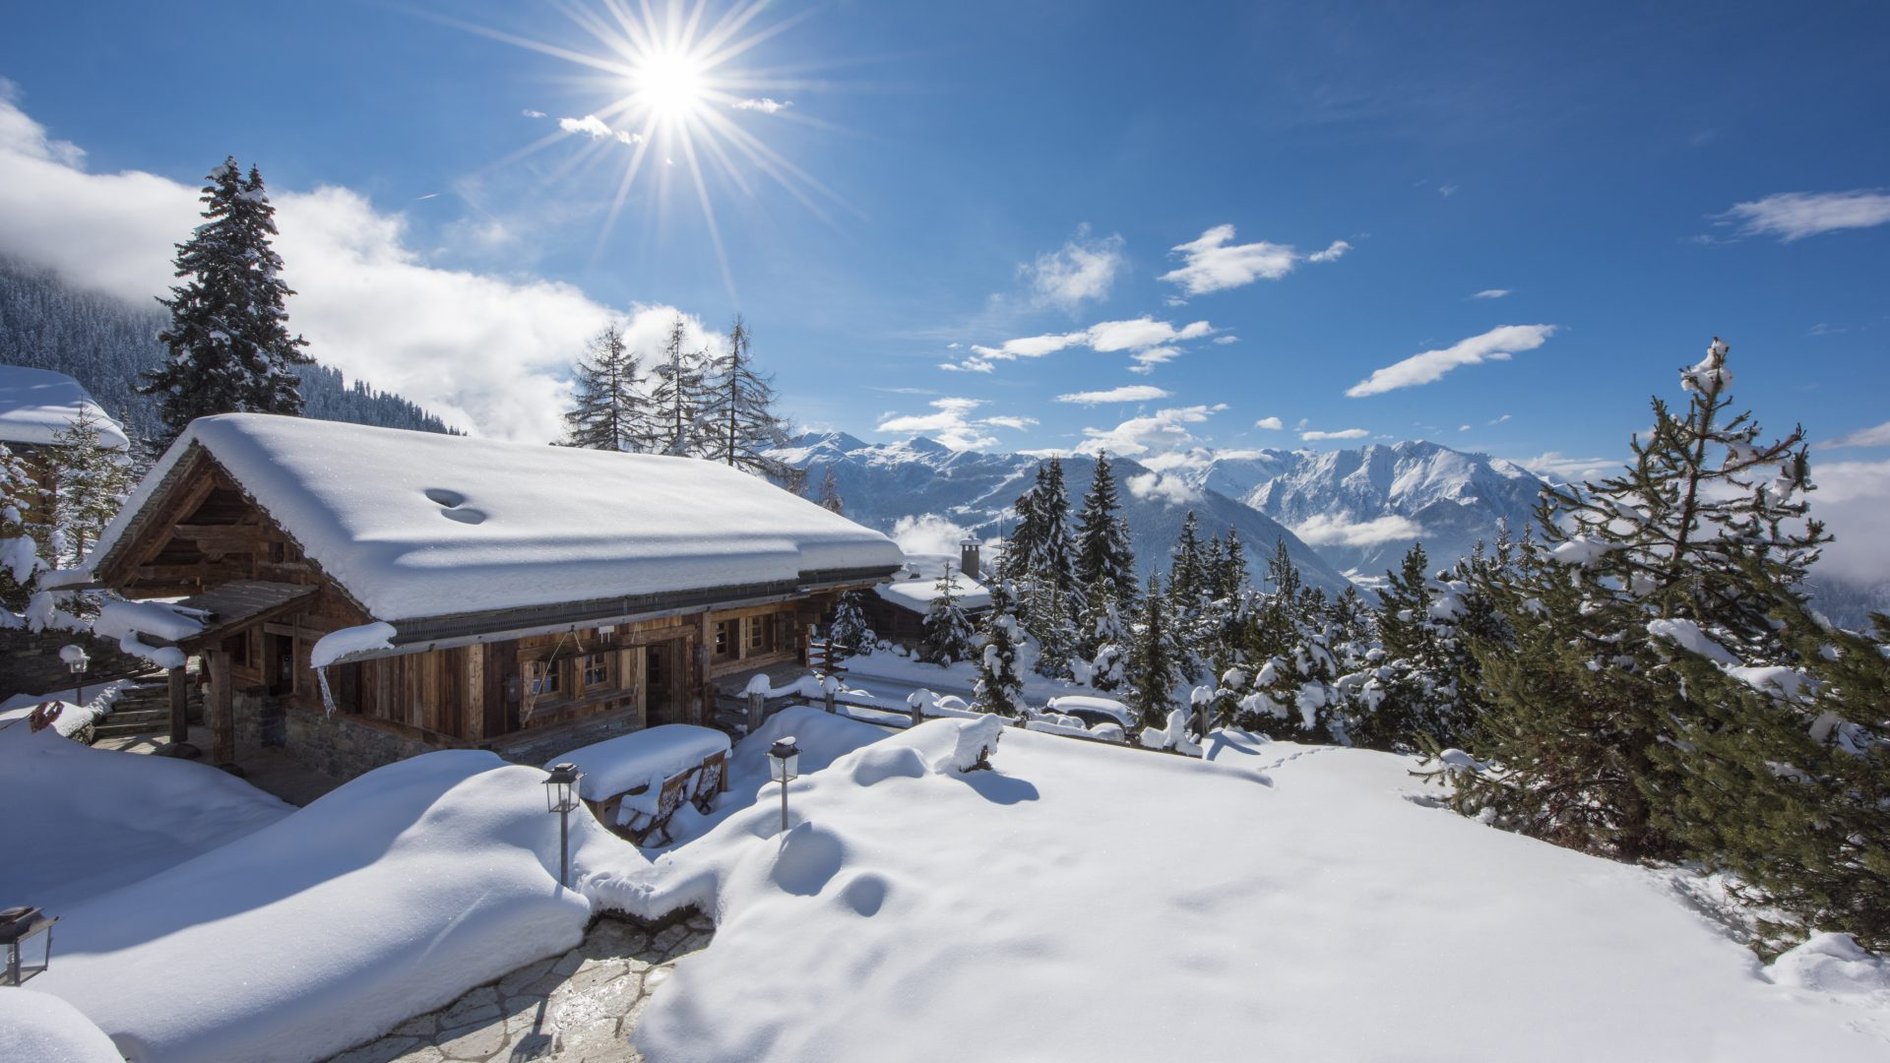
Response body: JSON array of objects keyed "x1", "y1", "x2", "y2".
[
  {"x1": 0, "y1": 628, "x2": 151, "y2": 698},
  {"x1": 284, "y1": 707, "x2": 436, "y2": 780}
]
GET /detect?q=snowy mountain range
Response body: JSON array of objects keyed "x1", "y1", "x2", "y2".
[
  {"x1": 773, "y1": 433, "x2": 1550, "y2": 595},
  {"x1": 1169, "y1": 441, "x2": 1556, "y2": 581}
]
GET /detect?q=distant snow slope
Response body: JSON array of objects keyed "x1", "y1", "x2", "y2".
[
  {"x1": 622, "y1": 719, "x2": 1890, "y2": 1062},
  {"x1": 775, "y1": 433, "x2": 1356, "y2": 595}
]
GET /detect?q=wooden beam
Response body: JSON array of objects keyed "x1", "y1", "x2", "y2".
[
  {"x1": 209, "y1": 648, "x2": 234, "y2": 765},
  {"x1": 168, "y1": 665, "x2": 189, "y2": 745},
  {"x1": 464, "y1": 645, "x2": 486, "y2": 742}
]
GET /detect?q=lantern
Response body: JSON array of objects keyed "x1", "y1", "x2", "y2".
[
  {"x1": 1, "y1": 906, "x2": 56, "y2": 986},
  {"x1": 544, "y1": 763, "x2": 582, "y2": 888},
  {"x1": 768, "y1": 737, "x2": 801, "y2": 833}
]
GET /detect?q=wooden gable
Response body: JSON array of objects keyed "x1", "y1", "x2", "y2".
[{"x1": 95, "y1": 446, "x2": 348, "y2": 603}]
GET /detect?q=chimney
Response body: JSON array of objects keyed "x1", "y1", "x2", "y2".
[{"x1": 959, "y1": 537, "x2": 981, "y2": 581}]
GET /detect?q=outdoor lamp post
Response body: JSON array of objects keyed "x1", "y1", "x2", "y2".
[
  {"x1": 60, "y1": 644, "x2": 89, "y2": 710},
  {"x1": 544, "y1": 763, "x2": 582, "y2": 889},
  {"x1": 1, "y1": 906, "x2": 57, "y2": 986},
  {"x1": 767, "y1": 736, "x2": 801, "y2": 834}
]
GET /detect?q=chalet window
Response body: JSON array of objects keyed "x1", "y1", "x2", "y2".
[
  {"x1": 713, "y1": 620, "x2": 735, "y2": 663},
  {"x1": 579, "y1": 652, "x2": 611, "y2": 692},
  {"x1": 526, "y1": 658, "x2": 561, "y2": 697},
  {"x1": 745, "y1": 615, "x2": 772, "y2": 653}
]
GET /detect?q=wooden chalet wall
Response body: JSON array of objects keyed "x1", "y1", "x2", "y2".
[{"x1": 95, "y1": 442, "x2": 867, "y2": 778}]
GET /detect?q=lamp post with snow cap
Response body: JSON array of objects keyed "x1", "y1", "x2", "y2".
[
  {"x1": 768, "y1": 737, "x2": 800, "y2": 834},
  {"x1": 60, "y1": 645, "x2": 89, "y2": 712},
  {"x1": 544, "y1": 763, "x2": 582, "y2": 888}
]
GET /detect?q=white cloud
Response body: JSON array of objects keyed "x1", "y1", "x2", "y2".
[
  {"x1": 1346, "y1": 324, "x2": 1557, "y2": 397},
  {"x1": 1720, "y1": 190, "x2": 1890, "y2": 241},
  {"x1": 1489, "y1": 413, "x2": 1512, "y2": 426},
  {"x1": 1021, "y1": 226, "x2": 1126, "y2": 312},
  {"x1": 1254, "y1": 416, "x2": 1284, "y2": 431},
  {"x1": 557, "y1": 114, "x2": 641, "y2": 145},
  {"x1": 952, "y1": 316, "x2": 1213, "y2": 374},
  {"x1": 1125, "y1": 471, "x2": 1199, "y2": 507},
  {"x1": 1291, "y1": 513, "x2": 1424, "y2": 547},
  {"x1": 890, "y1": 514, "x2": 973, "y2": 557},
  {"x1": 0, "y1": 94, "x2": 656, "y2": 441},
  {"x1": 1510, "y1": 451, "x2": 1620, "y2": 484},
  {"x1": 732, "y1": 97, "x2": 792, "y2": 114},
  {"x1": 521, "y1": 109, "x2": 548, "y2": 119},
  {"x1": 1823, "y1": 421, "x2": 1890, "y2": 449},
  {"x1": 1300, "y1": 428, "x2": 1371, "y2": 441},
  {"x1": 1056, "y1": 385, "x2": 1171, "y2": 405},
  {"x1": 1075, "y1": 404, "x2": 1225, "y2": 459},
  {"x1": 1811, "y1": 459, "x2": 1890, "y2": 586},
  {"x1": 1458, "y1": 424, "x2": 1471, "y2": 432},
  {"x1": 875, "y1": 397, "x2": 1033, "y2": 451},
  {"x1": 1438, "y1": 184, "x2": 1459, "y2": 197},
  {"x1": 1160, "y1": 224, "x2": 1349, "y2": 295},
  {"x1": 1213, "y1": 335, "x2": 1239, "y2": 345},
  {"x1": 1472, "y1": 288, "x2": 1511, "y2": 300}
]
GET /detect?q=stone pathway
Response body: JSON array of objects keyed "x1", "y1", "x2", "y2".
[{"x1": 327, "y1": 913, "x2": 714, "y2": 1063}]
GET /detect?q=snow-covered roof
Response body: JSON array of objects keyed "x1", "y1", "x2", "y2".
[
  {"x1": 0, "y1": 365, "x2": 129, "y2": 449},
  {"x1": 92, "y1": 414, "x2": 903, "y2": 624},
  {"x1": 873, "y1": 552, "x2": 992, "y2": 613}
]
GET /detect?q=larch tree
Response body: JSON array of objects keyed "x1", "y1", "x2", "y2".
[
  {"x1": 702, "y1": 316, "x2": 797, "y2": 484},
  {"x1": 141, "y1": 158, "x2": 311, "y2": 451},
  {"x1": 650, "y1": 315, "x2": 710, "y2": 457},
  {"x1": 816, "y1": 467, "x2": 845, "y2": 514},
  {"x1": 564, "y1": 324, "x2": 654, "y2": 452}
]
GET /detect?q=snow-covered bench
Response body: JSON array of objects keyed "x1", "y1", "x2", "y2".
[{"x1": 550, "y1": 725, "x2": 732, "y2": 846}]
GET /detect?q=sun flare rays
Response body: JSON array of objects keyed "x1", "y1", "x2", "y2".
[{"x1": 438, "y1": 0, "x2": 851, "y2": 295}]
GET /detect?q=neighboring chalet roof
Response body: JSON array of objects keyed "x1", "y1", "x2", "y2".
[
  {"x1": 874, "y1": 553, "x2": 992, "y2": 614},
  {"x1": 0, "y1": 365, "x2": 130, "y2": 449},
  {"x1": 88, "y1": 414, "x2": 905, "y2": 630}
]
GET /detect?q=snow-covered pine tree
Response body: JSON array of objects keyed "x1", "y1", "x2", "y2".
[
  {"x1": 1125, "y1": 574, "x2": 1180, "y2": 730},
  {"x1": 1456, "y1": 337, "x2": 1825, "y2": 861},
  {"x1": 827, "y1": 591, "x2": 875, "y2": 657},
  {"x1": 1076, "y1": 570, "x2": 1128, "y2": 690},
  {"x1": 972, "y1": 579, "x2": 1026, "y2": 717},
  {"x1": 141, "y1": 158, "x2": 311, "y2": 450},
  {"x1": 702, "y1": 316, "x2": 797, "y2": 485},
  {"x1": 0, "y1": 444, "x2": 45, "y2": 622},
  {"x1": 650, "y1": 315, "x2": 710, "y2": 457},
  {"x1": 1074, "y1": 452, "x2": 1136, "y2": 603},
  {"x1": 564, "y1": 324, "x2": 654, "y2": 452},
  {"x1": 918, "y1": 561, "x2": 977, "y2": 664},
  {"x1": 45, "y1": 406, "x2": 135, "y2": 568},
  {"x1": 1030, "y1": 457, "x2": 1075, "y2": 592}
]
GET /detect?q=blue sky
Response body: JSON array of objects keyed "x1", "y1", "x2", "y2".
[{"x1": 1, "y1": 0, "x2": 1886, "y2": 482}]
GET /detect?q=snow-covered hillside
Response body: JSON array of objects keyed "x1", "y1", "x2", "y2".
[
  {"x1": 614, "y1": 712, "x2": 1890, "y2": 1062},
  {"x1": 775, "y1": 433, "x2": 1356, "y2": 595}
]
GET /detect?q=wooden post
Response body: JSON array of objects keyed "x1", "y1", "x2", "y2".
[
  {"x1": 167, "y1": 664, "x2": 189, "y2": 744},
  {"x1": 463, "y1": 646, "x2": 486, "y2": 743},
  {"x1": 747, "y1": 690, "x2": 766, "y2": 734},
  {"x1": 209, "y1": 648, "x2": 235, "y2": 766},
  {"x1": 695, "y1": 612, "x2": 713, "y2": 726}
]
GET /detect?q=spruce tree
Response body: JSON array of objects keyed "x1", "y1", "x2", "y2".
[
  {"x1": 972, "y1": 580, "x2": 1026, "y2": 717},
  {"x1": 1076, "y1": 570, "x2": 1128, "y2": 690},
  {"x1": 1074, "y1": 452, "x2": 1136, "y2": 603},
  {"x1": 650, "y1": 315, "x2": 710, "y2": 457},
  {"x1": 918, "y1": 562, "x2": 977, "y2": 665},
  {"x1": 564, "y1": 324, "x2": 653, "y2": 452},
  {"x1": 142, "y1": 158, "x2": 311, "y2": 449},
  {"x1": 702, "y1": 316, "x2": 797, "y2": 484},
  {"x1": 1031, "y1": 457, "x2": 1075, "y2": 592},
  {"x1": 1125, "y1": 574, "x2": 1180, "y2": 730},
  {"x1": 827, "y1": 591, "x2": 874, "y2": 657},
  {"x1": 46, "y1": 407, "x2": 135, "y2": 567}
]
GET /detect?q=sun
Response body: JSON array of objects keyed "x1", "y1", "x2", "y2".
[
  {"x1": 632, "y1": 48, "x2": 707, "y2": 125},
  {"x1": 443, "y1": 0, "x2": 851, "y2": 295}
]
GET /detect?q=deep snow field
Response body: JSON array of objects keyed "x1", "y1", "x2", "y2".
[{"x1": 4, "y1": 703, "x2": 1887, "y2": 1062}]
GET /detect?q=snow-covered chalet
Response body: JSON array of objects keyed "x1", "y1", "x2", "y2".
[{"x1": 82, "y1": 414, "x2": 903, "y2": 778}]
